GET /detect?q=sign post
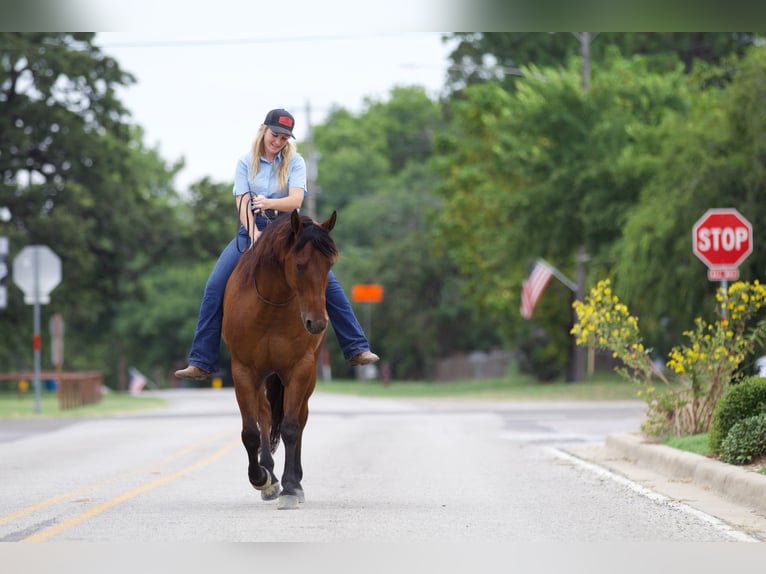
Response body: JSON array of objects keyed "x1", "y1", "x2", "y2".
[
  {"x1": 13, "y1": 245, "x2": 62, "y2": 413},
  {"x1": 0, "y1": 236, "x2": 8, "y2": 309},
  {"x1": 692, "y1": 208, "x2": 753, "y2": 319},
  {"x1": 351, "y1": 283, "x2": 384, "y2": 353}
]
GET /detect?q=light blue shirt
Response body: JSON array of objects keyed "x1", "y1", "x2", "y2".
[{"x1": 232, "y1": 151, "x2": 307, "y2": 198}]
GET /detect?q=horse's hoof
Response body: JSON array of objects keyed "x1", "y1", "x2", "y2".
[
  {"x1": 295, "y1": 488, "x2": 305, "y2": 503},
  {"x1": 250, "y1": 469, "x2": 276, "y2": 492},
  {"x1": 277, "y1": 494, "x2": 301, "y2": 510},
  {"x1": 261, "y1": 481, "x2": 281, "y2": 501}
]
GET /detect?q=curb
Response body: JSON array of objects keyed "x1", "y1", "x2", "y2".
[{"x1": 605, "y1": 432, "x2": 766, "y2": 515}]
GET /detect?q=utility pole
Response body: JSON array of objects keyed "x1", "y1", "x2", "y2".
[
  {"x1": 571, "y1": 32, "x2": 593, "y2": 383},
  {"x1": 304, "y1": 101, "x2": 317, "y2": 219},
  {"x1": 580, "y1": 31, "x2": 591, "y2": 91}
]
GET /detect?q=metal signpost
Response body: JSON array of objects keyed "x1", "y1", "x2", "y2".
[
  {"x1": 351, "y1": 283, "x2": 384, "y2": 337},
  {"x1": 692, "y1": 208, "x2": 753, "y2": 319},
  {"x1": 0, "y1": 236, "x2": 8, "y2": 309},
  {"x1": 12, "y1": 245, "x2": 62, "y2": 413}
]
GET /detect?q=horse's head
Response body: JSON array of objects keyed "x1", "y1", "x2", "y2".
[{"x1": 285, "y1": 210, "x2": 338, "y2": 335}]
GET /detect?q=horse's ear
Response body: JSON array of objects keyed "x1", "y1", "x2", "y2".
[
  {"x1": 322, "y1": 210, "x2": 337, "y2": 232},
  {"x1": 290, "y1": 209, "x2": 303, "y2": 234}
]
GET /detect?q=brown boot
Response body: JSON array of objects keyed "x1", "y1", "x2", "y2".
[
  {"x1": 174, "y1": 365, "x2": 212, "y2": 380},
  {"x1": 347, "y1": 351, "x2": 380, "y2": 366}
]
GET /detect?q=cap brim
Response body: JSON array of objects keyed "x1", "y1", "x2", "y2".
[{"x1": 267, "y1": 125, "x2": 295, "y2": 138}]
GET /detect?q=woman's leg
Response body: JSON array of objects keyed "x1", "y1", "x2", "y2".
[
  {"x1": 183, "y1": 232, "x2": 248, "y2": 374},
  {"x1": 325, "y1": 271, "x2": 378, "y2": 363}
]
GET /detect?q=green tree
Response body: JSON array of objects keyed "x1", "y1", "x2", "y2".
[
  {"x1": 110, "y1": 176, "x2": 238, "y2": 381},
  {"x1": 612, "y1": 46, "x2": 766, "y2": 350},
  {"x1": 433, "y1": 50, "x2": 692, "y2": 378},
  {"x1": 313, "y1": 86, "x2": 502, "y2": 378},
  {"x1": 0, "y1": 33, "x2": 183, "y2": 383},
  {"x1": 444, "y1": 32, "x2": 761, "y2": 93}
]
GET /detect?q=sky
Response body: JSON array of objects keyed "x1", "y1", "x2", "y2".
[{"x1": 95, "y1": 32, "x2": 454, "y2": 191}]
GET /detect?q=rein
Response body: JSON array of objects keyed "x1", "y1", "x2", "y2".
[
  {"x1": 236, "y1": 193, "x2": 284, "y2": 253},
  {"x1": 236, "y1": 194, "x2": 255, "y2": 254},
  {"x1": 253, "y1": 274, "x2": 296, "y2": 307}
]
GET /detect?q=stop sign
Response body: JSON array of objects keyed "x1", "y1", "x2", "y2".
[
  {"x1": 13, "y1": 245, "x2": 62, "y2": 304},
  {"x1": 693, "y1": 208, "x2": 753, "y2": 270}
]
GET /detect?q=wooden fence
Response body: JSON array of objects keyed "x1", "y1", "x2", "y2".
[{"x1": 0, "y1": 371, "x2": 104, "y2": 410}]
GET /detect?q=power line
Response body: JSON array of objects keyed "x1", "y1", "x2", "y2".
[{"x1": 98, "y1": 32, "x2": 446, "y2": 49}]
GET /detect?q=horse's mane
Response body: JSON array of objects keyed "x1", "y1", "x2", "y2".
[{"x1": 237, "y1": 212, "x2": 338, "y2": 282}]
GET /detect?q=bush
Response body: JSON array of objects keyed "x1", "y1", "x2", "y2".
[
  {"x1": 708, "y1": 376, "x2": 766, "y2": 454},
  {"x1": 517, "y1": 330, "x2": 566, "y2": 382},
  {"x1": 720, "y1": 413, "x2": 766, "y2": 465}
]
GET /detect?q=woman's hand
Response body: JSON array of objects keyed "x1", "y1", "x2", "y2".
[{"x1": 249, "y1": 195, "x2": 270, "y2": 213}]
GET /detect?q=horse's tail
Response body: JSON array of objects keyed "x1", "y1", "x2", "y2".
[{"x1": 265, "y1": 374, "x2": 283, "y2": 453}]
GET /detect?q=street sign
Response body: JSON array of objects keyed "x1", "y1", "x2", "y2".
[
  {"x1": 50, "y1": 312, "x2": 64, "y2": 369},
  {"x1": 352, "y1": 283, "x2": 384, "y2": 303},
  {"x1": 692, "y1": 208, "x2": 752, "y2": 280},
  {"x1": 12, "y1": 245, "x2": 63, "y2": 414},
  {"x1": 13, "y1": 245, "x2": 62, "y2": 304}
]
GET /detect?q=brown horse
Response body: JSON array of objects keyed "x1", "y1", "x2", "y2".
[{"x1": 222, "y1": 209, "x2": 338, "y2": 509}]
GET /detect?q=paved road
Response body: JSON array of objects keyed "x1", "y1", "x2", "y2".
[{"x1": 0, "y1": 388, "x2": 759, "y2": 544}]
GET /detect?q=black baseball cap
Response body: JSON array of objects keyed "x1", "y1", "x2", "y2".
[{"x1": 263, "y1": 108, "x2": 295, "y2": 138}]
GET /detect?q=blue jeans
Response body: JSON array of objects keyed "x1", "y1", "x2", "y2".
[{"x1": 186, "y1": 218, "x2": 370, "y2": 373}]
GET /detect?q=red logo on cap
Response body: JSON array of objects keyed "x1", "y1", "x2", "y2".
[{"x1": 278, "y1": 116, "x2": 293, "y2": 128}]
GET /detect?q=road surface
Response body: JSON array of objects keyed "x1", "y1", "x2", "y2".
[{"x1": 0, "y1": 388, "x2": 760, "y2": 544}]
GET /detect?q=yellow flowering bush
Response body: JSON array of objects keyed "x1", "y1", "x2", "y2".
[{"x1": 572, "y1": 279, "x2": 766, "y2": 437}]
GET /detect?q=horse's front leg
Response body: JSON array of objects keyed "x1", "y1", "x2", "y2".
[
  {"x1": 255, "y1": 383, "x2": 280, "y2": 500},
  {"x1": 234, "y1": 369, "x2": 280, "y2": 500},
  {"x1": 277, "y1": 373, "x2": 315, "y2": 510}
]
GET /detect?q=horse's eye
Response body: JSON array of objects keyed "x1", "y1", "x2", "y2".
[{"x1": 295, "y1": 263, "x2": 305, "y2": 273}]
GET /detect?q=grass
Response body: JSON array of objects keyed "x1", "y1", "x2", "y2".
[
  {"x1": 315, "y1": 373, "x2": 640, "y2": 401},
  {"x1": 664, "y1": 432, "x2": 766, "y2": 474},
  {"x1": 0, "y1": 374, "x2": 641, "y2": 420},
  {"x1": 664, "y1": 433, "x2": 711, "y2": 456},
  {"x1": 0, "y1": 390, "x2": 166, "y2": 419}
]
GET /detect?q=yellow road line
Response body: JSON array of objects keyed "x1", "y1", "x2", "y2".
[
  {"x1": 0, "y1": 431, "x2": 235, "y2": 527},
  {"x1": 22, "y1": 437, "x2": 240, "y2": 542}
]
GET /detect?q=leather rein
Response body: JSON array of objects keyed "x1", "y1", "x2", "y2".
[{"x1": 237, "y1": 194, "x2": 296, "y2": 307}]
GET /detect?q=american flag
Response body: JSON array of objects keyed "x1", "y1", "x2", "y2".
[
  {"x1": 520, "y1": 260, "x2": 554, "y2": 320},
  {"x1": 128, "y1": 367, "x2": 148, "y2": 396}
]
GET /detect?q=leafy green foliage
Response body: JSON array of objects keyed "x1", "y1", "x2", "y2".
[
  {"x1": 573, "y1": 280, "x2": 766, "y2": 437},
  {"x1": 709, "y1": 376, "x2": 766, "y2": 453},
  {"x1": 6, "y1": 33, "x2": 766, "y2": 389},
  {"x1": 612, "y1": 47, "x2": 766, "y2": 348},
  {"x1": 720, "y1": 413, "x2": 766, "y2": 465},
  {"x1": 0, "y1": 34, "x2": 184, "y2": 383},
  {"x1": 444, "y1": 33, "x2": 761, "y2": 95},
  {"x1": 433, "y1": 50, "x2": 692, "y2": 372}
]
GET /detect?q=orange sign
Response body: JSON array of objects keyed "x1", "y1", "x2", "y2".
[{"x1": 352, "y1": 283, "x2": 384, "y2": 303}]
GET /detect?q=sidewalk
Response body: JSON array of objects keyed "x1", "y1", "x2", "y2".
[{"x1": 601, "y1": 432, "x2": 766, "y2": 515}]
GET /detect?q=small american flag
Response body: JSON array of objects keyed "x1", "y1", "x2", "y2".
[
  {"x1": 128, "y1": 367, "x2": 148, "y2": 396},
  {"x1": 520, "y1": 260, "x2": 554, "y2": 320}
]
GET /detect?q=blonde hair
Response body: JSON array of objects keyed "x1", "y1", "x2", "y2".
[{"x1": 249, "y1": 124, "x2": 296, "y2": 192}]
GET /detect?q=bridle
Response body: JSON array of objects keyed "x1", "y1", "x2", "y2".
[
  {"x1": 239, "y1": 193, "x2": 296, "y2": 307},
  {"x1": 253, "y1": 274, "x2": 296, "y2": 307}
]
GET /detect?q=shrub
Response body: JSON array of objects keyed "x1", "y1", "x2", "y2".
[
  {"x1": 517, "y1": 330, "x2": 566, "y2": 382},
  {"x1": 572, "y1": 279, "x2": 766, "y2": 437},
  {"x1": 708, "y1": 376, "x2": 766, "y2": 454},
  {"x1": 720, "y1": 413, "x2": 766, "y2": 465}
]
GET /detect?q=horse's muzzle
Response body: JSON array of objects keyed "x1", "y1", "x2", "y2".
[{"x1": 302, "y1": 315, "x2": 328, "y2": 335}]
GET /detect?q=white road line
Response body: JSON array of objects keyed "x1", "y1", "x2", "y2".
[{"x1": 548, "y1": 447, "x2": 760, "y2": 543}]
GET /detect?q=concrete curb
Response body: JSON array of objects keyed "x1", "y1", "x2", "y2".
[{"x1": 605, "y1": 432, "x2": 766, "y2": 514}]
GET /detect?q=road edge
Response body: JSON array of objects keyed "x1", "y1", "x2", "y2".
[{"x1": 604, "y1": 431, "x2": 766, "y2": 515}]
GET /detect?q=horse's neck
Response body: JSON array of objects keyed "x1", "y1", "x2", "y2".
[{"x1": 253, "y1": 260, "x2": 293, "y2": 303}]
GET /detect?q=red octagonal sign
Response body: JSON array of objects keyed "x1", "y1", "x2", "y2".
[{"x1": 693, "y1": 208, "x2": 753, "y2": 275}]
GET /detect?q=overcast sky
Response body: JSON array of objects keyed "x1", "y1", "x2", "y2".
[{"x1": 95, "y1": 32, "x2": 454, "y2": 191}]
